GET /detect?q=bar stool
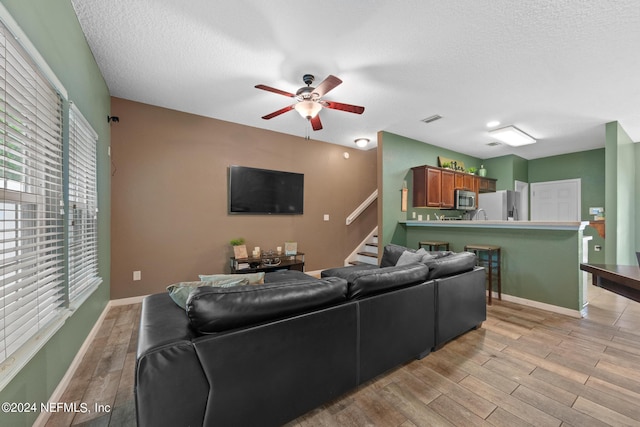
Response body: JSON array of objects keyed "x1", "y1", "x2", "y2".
[
  {"x1": 464, "y1": 244, "x2": 501, "y2": 305},
  {"x1": 418, "y1": 240, "x2": 450, "y2": 251}
]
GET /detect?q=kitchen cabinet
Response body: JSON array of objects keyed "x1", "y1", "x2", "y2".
[
  {"x1": 441, "y1": 170, "x2": 455, "y2": 208},
  {"x1": 454, "y1": 173, "x2": 464, "y2": 189},
  {"x1": 463, "y1": 174, "x2": 475, "y2": 191},
  {"x1": 412, "y1": 166, "x2": 441, "y2": 207},
  {"x1": 479, "y1": 177, "x2": 497, "y2": 193},
  {"x1": 412, "y1": 165, "x2": 496, "y2": 208}
]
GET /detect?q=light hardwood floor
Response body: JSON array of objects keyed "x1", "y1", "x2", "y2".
[{"x1": 45, "y1": 284, "x2": 640, "y2": 426}]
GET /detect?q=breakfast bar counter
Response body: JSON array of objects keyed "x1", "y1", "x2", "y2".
[
  {"x1": 401, "y1": 220, "x2": 588, "y2": 231},
  {"x1": 399, "y1": 220, "x2": 590, "y2": 315}
]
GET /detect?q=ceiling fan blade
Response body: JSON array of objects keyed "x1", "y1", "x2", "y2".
[
  {"x1": 255, "y1": 84, "x2": 295, "y2": 98},
  {"x1": 261, "y1": 105, "x2": 295, "y2": 119},
  {"x1": 310, "y1": 114, "x2": 323, "y2": 131},
  {"x1": 321, "y1": 101, "x2": 365, "y2": 115},
  {"x1": 313, "y1": 75, "x2": 342, "y2": 98}
]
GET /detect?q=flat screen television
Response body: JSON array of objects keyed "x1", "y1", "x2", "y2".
[{"x1": 228, "y1": 165, "x2": 304, "y2": 214}]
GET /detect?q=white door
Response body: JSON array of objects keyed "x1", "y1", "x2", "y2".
[{"x1": 530, "y1": 179, "x2": 580, "y2": 221}]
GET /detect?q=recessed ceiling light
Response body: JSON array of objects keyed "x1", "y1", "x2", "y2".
[
  {"x1": 488, "y1": 125, "x2": 536, "y2": 147},
  {"x1": 486, "y1": 120, "x2": 500, "y2": 128}
]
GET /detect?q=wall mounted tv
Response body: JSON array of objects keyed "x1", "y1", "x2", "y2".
[{"x1": 228, "y1": 165, "x2": 304, "y2": 215}]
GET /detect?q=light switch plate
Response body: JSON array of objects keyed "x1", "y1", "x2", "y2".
[{"x1": 323, "y1": 214, "x2": 330, "y2": 221}]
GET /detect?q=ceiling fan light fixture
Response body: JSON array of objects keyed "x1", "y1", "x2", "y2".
[
  {"x1": 488, "y1": 125, "x2": 536, "y2": 147},
  {"x1": 354, "y1": 138, "x2": 369, "y2": 148},
  {"x1": 294, "y1": 100, "x2": 322, "y2": 119}
]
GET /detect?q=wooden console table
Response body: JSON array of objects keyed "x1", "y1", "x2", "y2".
[
  {"x1": 230, "y1": 252, "x2": 305, "y2": 274},
  {"x1": 580, "y1": 263, "x2": 640, "y2": 303}
]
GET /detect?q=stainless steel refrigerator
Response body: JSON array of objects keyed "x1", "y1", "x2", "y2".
[{"x1": 478, "y1": 190, "x2": 522, "y2": 220}]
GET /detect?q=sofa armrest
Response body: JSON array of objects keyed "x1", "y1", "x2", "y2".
[
  {"x1": 435, "y1": 267, "x2": 487, "y2": 347},
  {"x1": 136, "y1": 293, "x2": 208, "y2": 427}
]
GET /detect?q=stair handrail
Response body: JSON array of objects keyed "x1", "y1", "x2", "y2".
[{"x1": 346, "y1": 189, "x2": 378, "y2": 225}]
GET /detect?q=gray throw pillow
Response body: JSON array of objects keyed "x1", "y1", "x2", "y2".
[
  {"x1": 396, "y1": 250, "x2": 425, "y2": 266},
  {"x1": 167, "y1": 278, "x2": 249, "y2": 309}
]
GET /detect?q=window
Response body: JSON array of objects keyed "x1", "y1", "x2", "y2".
[
  {"x1": 68, "y1": 105, "x2": 100, "y2": 303},
  {"x1": 0, "y1": 20, "x2": 65, "y2": 362}
]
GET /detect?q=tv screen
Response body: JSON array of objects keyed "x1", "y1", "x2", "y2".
[{"x1": 228, "y1": 165, "x2": 304, "y2": 214}]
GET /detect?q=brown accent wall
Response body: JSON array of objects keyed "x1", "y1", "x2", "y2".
[{"x1": 110, "y1": 97, "x2": 377, "y2": 299}]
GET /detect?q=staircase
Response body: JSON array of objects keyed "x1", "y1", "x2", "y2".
[{"x1": 345, "y1": 228, "x2": 379, "y2": 266}]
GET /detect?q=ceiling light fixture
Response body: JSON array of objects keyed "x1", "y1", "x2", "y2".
[
  {"x1": 488, "y1": 125, "x2": 536, "y2": 147},
  {"x1": 354, "y1": 138, "x2": 369, "y2": 148},
  {"x1": 294, "y1": 100, "x2": 322, "y2": 119}
]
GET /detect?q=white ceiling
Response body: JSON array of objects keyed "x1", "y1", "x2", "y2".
[{"x1": 71, "y1": 0, "x2": 640, "y2": 159}]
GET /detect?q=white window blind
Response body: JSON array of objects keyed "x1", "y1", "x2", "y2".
[
  {"x1": 68, "y1": 104, "x2": 100, "y2": 302},
  {"x1": 0, "y1": 21, "x2": 65, "y2": 362}
]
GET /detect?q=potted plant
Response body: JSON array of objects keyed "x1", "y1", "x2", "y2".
[
  {"x1": 468, "y1": 167, "x2": 477, "y2": 175},
  {"x1": 230, "y1": 237, "x2": 248, "y2": 259},
  {"x1": 441, "y1": 162, "x2": 451, "y2": 169}
]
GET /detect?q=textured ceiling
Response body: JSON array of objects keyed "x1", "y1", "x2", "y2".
[{"x1": 71, "y1": 0, "x2": 640, "y2": 159}]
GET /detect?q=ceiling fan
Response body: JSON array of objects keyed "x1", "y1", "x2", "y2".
[{"x1": 255, "y1": 74, "x2": 365, "y2": 131}]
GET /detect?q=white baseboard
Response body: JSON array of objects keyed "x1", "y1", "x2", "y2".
[
  {"x1": 494, "y1": 291, "x2": 582, "y2": 318},
  {"x1": 109, "y1": 294, "x2": 148, "y2": 306}
]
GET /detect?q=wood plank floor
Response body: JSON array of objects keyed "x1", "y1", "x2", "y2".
[{"x1": 44, "y1": 284, "x2": 640, "y2": 426}]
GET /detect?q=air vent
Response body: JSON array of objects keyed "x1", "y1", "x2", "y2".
[
  {"x1": 487, "y1": 141, "x2": 502, "y2": 146},
  {"x1": 421, "y1": 114, "x2": 442, "y2": 124}
]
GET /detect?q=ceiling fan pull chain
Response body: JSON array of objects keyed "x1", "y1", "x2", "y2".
[{"x1": 305, "y1": 118, "x2": 310, "y2": 140}]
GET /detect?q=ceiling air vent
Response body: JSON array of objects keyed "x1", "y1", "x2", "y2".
[
  {"x1": 487, "y1": 141, "x2": 502, "y2": 146},
  {"x1": 421, "y1": 114, "x2": 442, "y2": 124}
]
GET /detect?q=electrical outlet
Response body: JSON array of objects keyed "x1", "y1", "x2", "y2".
[
  {"x1": 133, "y1": 270, "x2": 141, "y2": 281},
  {"x1": 323, "y1": 214, "x2": 330, "y2": 221}
]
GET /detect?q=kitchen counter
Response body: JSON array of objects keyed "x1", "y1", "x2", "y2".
[
  {"x1": 400, "y1": 220, "x2": 589, "y2": 231},
  {"x1": 399, "y1": 220, "x2": 591, "y2": 315}
]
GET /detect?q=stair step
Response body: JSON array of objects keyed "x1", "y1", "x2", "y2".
[
  {"x1": 365, "y1": 241, "x2": 378, "y2": 247},
  {"x1": 357, "y1": 251, "x2": 378, "y2": 258},
  {"x1": 349, "y1": 261, "x2": 372, "y2": 266}
]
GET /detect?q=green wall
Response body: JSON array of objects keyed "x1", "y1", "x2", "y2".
[
  {"x1": 379, "y1": 131, "x2": 606, "y2": 265},
  {"x1": 378, "y1": 131, "x2": 482, "y2": 248},
  {"x1": 0, "y1": 1, "x2": 111, "y2": 426},
  {"x1": 481, "y1": 155, "x2": 528, "y2": 191},
  {"x1": 528, "y1": 148, "x2": 606, "y2": 264},
  {"x1": 379, "y1": 132, "x2": 609, "y2": 309},
  {"x1": 404, "y1": 224, "x2": 585, "y2": 311},
  {"x1": 605, "y1": 122, "x2": 636, "y2": 265}
]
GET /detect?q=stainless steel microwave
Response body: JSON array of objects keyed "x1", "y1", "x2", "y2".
[{"x1": 455, "y1": 189, "x2": 476, "y2": 210}]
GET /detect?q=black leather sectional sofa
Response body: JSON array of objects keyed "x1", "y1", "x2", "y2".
[{"x1": 135, "y1": 245, "x2": 486, "y2": 427}]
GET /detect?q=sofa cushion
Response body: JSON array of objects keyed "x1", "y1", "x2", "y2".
[
  {"x1": 321, "y1": 264, "x2": 379, "y2": 280},
  {"x1": 186, "y1": 277, "x2": 348, "y2": 334},
  {"x1": 167, "y1": 278, "x2": 249, "y2": 309},
  {"x1": 380, "y1": 243, "x2": 409, "y2": 267},
  {"x1": 264, "y1": 270, "x2": 317, "y2": 283},
  {"x1": 424, "y1": 251, "x2": 477, "y2": 280},
  {"x1": 199, "y1": 272, "x2": 265, "y2": 284},
  {"x1": 396, "y1": 250, "x2": 425, "y2": 266},
  {"x1": 347, "y1": 263, "x2": 429, "y2": 299}
]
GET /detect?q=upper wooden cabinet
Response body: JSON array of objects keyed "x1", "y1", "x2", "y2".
[
  {"x1": 412, "y1": 166, "x2": 441, "y2": 207},
  {"x1": 479, "y1": 177, "x2": 497, "y2": 193},
  {"x1": 412, "y1": 164, "x2": 496, "y2": 209},
  {"x1": 441, "y1": 170, "x2": 455, "y2": 208}
]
